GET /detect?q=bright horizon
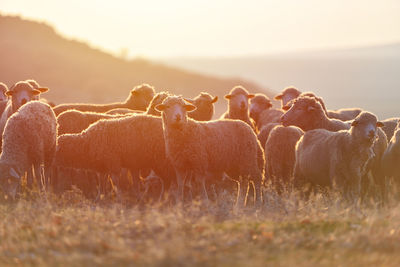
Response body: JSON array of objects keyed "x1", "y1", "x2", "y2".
[{"x1": 2, "y1": 0, "x2": 400, "y2": 58}]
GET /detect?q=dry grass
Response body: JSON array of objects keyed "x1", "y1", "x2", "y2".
[{"x1": 1, "y1": 186, "x2": 400, "y2": 266}]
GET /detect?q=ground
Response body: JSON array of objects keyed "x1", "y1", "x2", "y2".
[{"x1": 0, "y1": 188, "x2": 400, "y2": 266}]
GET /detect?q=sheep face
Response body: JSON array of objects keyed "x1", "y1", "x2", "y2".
[
  {"x1": 6, "y1": 82, "x2": 44, "y2": 113},
  {"x1": 25, "y1": 79, "x2": 49, "y2": 101},
  {"x1": 0, "y1": 82, "x2": 8, "y2": 101},
  {"x1": 274, "y1": 87, "x2": 301, "y2": 107},
  {"x1": 128, "y1": 84, "x2": 156, "y2": 111},
  {"x1": 185, "y1": 92, "x2": 218, "y2": 121},
  {"x1": 351, "y1": 112, "x2": 383, "y2": 145},
  {"x1": 225, "y1": 86, "x2": 254, "y2": 113},
  {"x1": 156, "y1": 96, "x2": 196, "y2": 129},
  {"x1": 250, "y1": 94, "x2": 272, "y2": 121},
  {"x1": 0, "y1": 164, "x2": 20, "y2": 200},
  {"x1": 280, "y1": 96, "x2": 325, "y2": 131}
]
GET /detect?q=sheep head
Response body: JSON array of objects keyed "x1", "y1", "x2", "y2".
[
  {"x1": 250, "y1": 93, "x2": 272, "y2": 121},
  {"x1": 225, "y1": 86, "x2": 254, "y2": 113},
  {"x1": 156, "y1": 96, "x2": 196, "y2": 129},
  {"x1": 0, "y1": 163, "x2": 21, "y2": 200},
  {"x1": 184, "y1": 92, "x2": 218, "y2": 121},
  {"x1": 274, "y1": 86, "x2": 301, "y2": 107},
  {"x1": 350, "y1": 112, "x2": 384, "y2": 145},
  {"x1": 6, "y1": 81, "x2": 46, "y2": 113},
  {"x1": 127, "y1": 83, "x2": 156, "y2": 111}
]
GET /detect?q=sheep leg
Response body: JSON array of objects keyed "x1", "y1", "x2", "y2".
[
  {"x1": 175, "y1": 169, "x2": 187, "y2": 203},
  {"x1": 236, "y1": 176, "x2": 250, "y2": 207},
  {"x1": 27, "y1": 164, "x2": 35, "y2": 189},
  {"x1": 198, "y1": 173, "x2": 209, "y2": 205}
]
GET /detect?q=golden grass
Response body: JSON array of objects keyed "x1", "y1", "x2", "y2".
[{"x1": 0, "y1": 187, "x2": 400, "y2": 266}]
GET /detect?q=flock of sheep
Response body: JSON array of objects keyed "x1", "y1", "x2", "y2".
[{"x1": 0, "y1": 80, "x2": 399, "y2": 207}]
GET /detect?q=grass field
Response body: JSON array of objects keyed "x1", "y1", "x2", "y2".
[{"x1": 0, "y1": 187, "x2": 400, "y2": 266}]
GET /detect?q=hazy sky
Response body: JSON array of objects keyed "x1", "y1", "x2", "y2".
[{"x1": 2, "y1": 0, "x2": 400, "y2": 58}]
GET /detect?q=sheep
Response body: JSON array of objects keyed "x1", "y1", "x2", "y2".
[
  {"x1": 257, "y1": 123, "x2": 280, "y2": 149},
  {"x1": 0, "y1": 82, "x2": 8, "y2": 102},
  {"x1": 274, "y1": 86, "x2": 301, "y2": 108},
  {"x1": 53, "y1": 113, "x2": 175, "y2": 196},
  {"x1": 264, "y1": 125, "x2": 304, "y2": 192},
  {"x1": 294, "y1": 111, "x2": 383, "y2": 200},
  {"x1": 145, "y1": 91, "x2": 171, "y2": 116},
  {"x1": 24, "y1": 79, "x2": 50, "y2": 100},
  {"x1": 106, "y1": 108, "x2": 138, "y2": 115},
  {"x1": 327, "y1": 108, "x2": 362, "y2": 121},
  {"x1": 0, "y1": 81, "x2": 49, "y2": 147},
  {"x1": 184, "y1": 92, "x2": 218, "y2": 121},
  {"x1": 53, "y1": 83, "x2": 155, "y2": 116},
  {"x1": 381, "y1": 118, "x2": 399, "y2": 141},
  {"x1": 155, "y1": 96, "x2": 264, "y2": 207},
  {"x1": 281, "y1": 96, "x2": 350, "y2": 132},
  {"x1": 221, "y1": 86, "x2": 256, "y2": 131},
  {"x1": 0, "y1": 101, "x2": 57, "y2": 199},
  {"x1": 382, "y1": 122, "x2": 400, "y2": 181},
  {"x1": 249, "y1": 93, "x2": 272, "y2": 123},
  {"x1": 57, "y1": 110, "x2": 131, "y2": 135},
  {"x1": 249, "y1": 93, "x2": 284, "y2": 132}
]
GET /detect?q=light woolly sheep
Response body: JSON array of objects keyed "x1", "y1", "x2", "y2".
[
  {"x1": 264, "y1": 125, "x2": 304, "y2": 192},
  {"x1": 294, "y1": 112, "x2": 383, "y2": 199},
  {"x1": 381, "y1": 117, "x2": 399, "y2": 141},
  {"x1": 257, "y1": 123, "x2": 280, "y2": 149},
  {"x1": 249, "y1": 93, "x2": 283, "y2": 131},
  {"x1": 281, "y1": 96, "x2": 350, "y2": 132},
  {"x1": 0, "y1": 101, "x2": 57, "y2": 198},
  {"x1": 105, "y1": 108, "x2": 138, "y2": 115},
  {"x1": 145, "y1": 91, "x2": 171, "y2": 117},
  {"x1": 57, "y1": 110, "x2": 131, "y2": 135},
  {"x1": 327, "y1": 108, "x2": 362, "y2": 121},
  {"x1": 25, "y1": 79, "x2": 50, "y2": 100},
  {"x1": 53, "y1": 113, "x2": 175, "y2": 195},
  {"x1": 0, "y1": 81, "x2": 49, "y2": 148},
  {"x1": 221, "y1": 86, "x2": 256, "y2": 131},
  {"x1": 274, "y1": 86, "x2": 301, "y2": 108},
  {"x1": 249, "y1": 93, "x2": 272, "y2": 123},
  {"x1": 0, "y1": 82, "x2": 8, "y2": 102},
  {"x1": 382, "y1": 122, "x2": 400, "y2": 180},
  {"x1": 53, "y1": 83, "x2": 155, "y2": 116},
  {"x1": 184, "y1": 92, "x2": 218, "y2": 121},
  {"x1": 156, "y1": 96, "x2": 264, "y2": 207}
]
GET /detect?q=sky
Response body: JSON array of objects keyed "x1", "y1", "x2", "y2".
[{"x1": 1, "y1": 0, "x2": 400, "y2": 58}]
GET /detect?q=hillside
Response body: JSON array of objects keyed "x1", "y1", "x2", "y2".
[
  {"x1": 162, "y1": 44, "x2": 400, "y2": 119},
  {"x1": 0, "y1": 14, "x2": 268, "y2": 117}
]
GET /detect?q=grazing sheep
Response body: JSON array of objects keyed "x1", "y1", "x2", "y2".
[
  {"x1": 156, "y1": 96, "x2": 264, "y2": 207},
  {"x1": 381, "y1": 118, "x2": 399, "y2": 141},
  {"x1": 382, "y1": 122, "x2": 400, "y2": 180},
  {"x1": 0, "y1": 101, "x2": 57, "y2": 198},
  {"x1": 185, "y1": 92, "x2": 218, "y2": 121},
  {"x1": 257, "y1": 123, "x2": 280, "y2": 149},
  {"x1": 57, "y1": 110, "x2": 130, "y2": 135},
  {"x1": 274, "y1": 86, "x2": 301, "y2": 108},
  {"x1": 53, "y1": 83, "x2": 155, "y2": 115},
  {"x1": 0, "y1": 82, "x2": 8, "y2": 102},
  {"x1": 0, "y1": 81, "x2": 49, "y2": 147},
  {"x1": 54, "y1": 114, "x2": 175, "y2": 195},
  {"x1": 249, "y1": 93, "x2": 283, "y2": 131},
  {"x1": 294, "y1": 112, "x2": 383, "y2": 199},
  {"x1": 221, "y1": 86, "x2": 256, "y2": 130},
  {"x1": 281, "y1": 96, "x2": 350, "y2": 132},
  {"x1": 265, "y1": 125, "x2": 304, "y2": 192}
]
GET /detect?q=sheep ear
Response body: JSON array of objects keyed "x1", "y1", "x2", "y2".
[
  {"x1": 5, "y1": 91, "x2": 13, "y2": 97},
  {"x1": 131, "y1": 90, "x2": 138, "y2": 96},
  {"x1": 154, "y1": 104, "x2": 167, "y2": 112},
  {"x1": 37, "y1": 87, "x2": 49, "y2": 93},
  {"x1": 282, "y1": 105, "x2": 290, "y2": 111},
  {"x1": 351, "y1": 120, "x2": 359, "y2": 127},
  {"x1": 224, "y1": 94, "x2": 232, "y2": 99},
  {"x1": 274, "y1": 94, "x2": 283, "y2": 100},
  {"x1": 247, "y1": 94, "x2": 255, "y2": 99},
  {"x1": 211, "y1": 96, "x2": 218, "y2": 103},
  {"x1": 32, "y1": 89, "x2": 41, "y2": 96},
  {"x1": 183, "y1": 98, "x2": 194, "y2": 104},
  {"x1": 307, "y1": 106, "x2": 316, "y2": 112},
  {"x1": 184, "y1": 104, "x2": 197, "y2": 112},
  {"x1": 9, "y1": 167, "x2": 20, "y2": 180},
  {"x1": 376, "y1": 121, "x2": 384, "y2": 128}
]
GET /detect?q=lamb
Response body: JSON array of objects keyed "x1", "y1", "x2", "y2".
[
  {"x1": 294, "y1": 112, "x2": 383, "y2": 199},
  {"x1": 0, "y1": 101, "x2": 57, "y2": 199},
  {"x1": 281, "y1": 96, "x2": 350, "y2": 132},
  {"x1": 264, "y1": 125, "x2": 304, "y2": 192},
  {"x1": 381, "y1": 118, "x2": 399, "y2": 141},
  {"x1": 184, "y1": 92, "x2": 218, "y2": 121},
  {"x1": 382, "y1": 122, "x2": 400, "y2": 180},
  {"x1": 221, "y1": 86, "x2": 256, "y2": 131},
  {"x1": 156, "y1": 96, "x2": 264, "y2": 207},
  {"x1": 57, "y1": 110, "x2": 130, "y2": 135},
  {"x1": 0, "y1": 81, "x2": 49, "y2": 147},
  {"x1": 53, "y1": 83, "x2": 155, "y2": 115},
  {"x1": 274, "y1": 86, "x2": 301, "y2": 108},
  {"x1": 53, "y1": 113, "x2": 175, "y2": 195},
  {"x1": 327, "y1": 108, "x2": 362, "y2": 121},
  {"x1": 0, "y1": 82, "x2": 8, "y2": 102},
  {"x1": 249, "y1": 93, "x2": 283, "y2": 131}
]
